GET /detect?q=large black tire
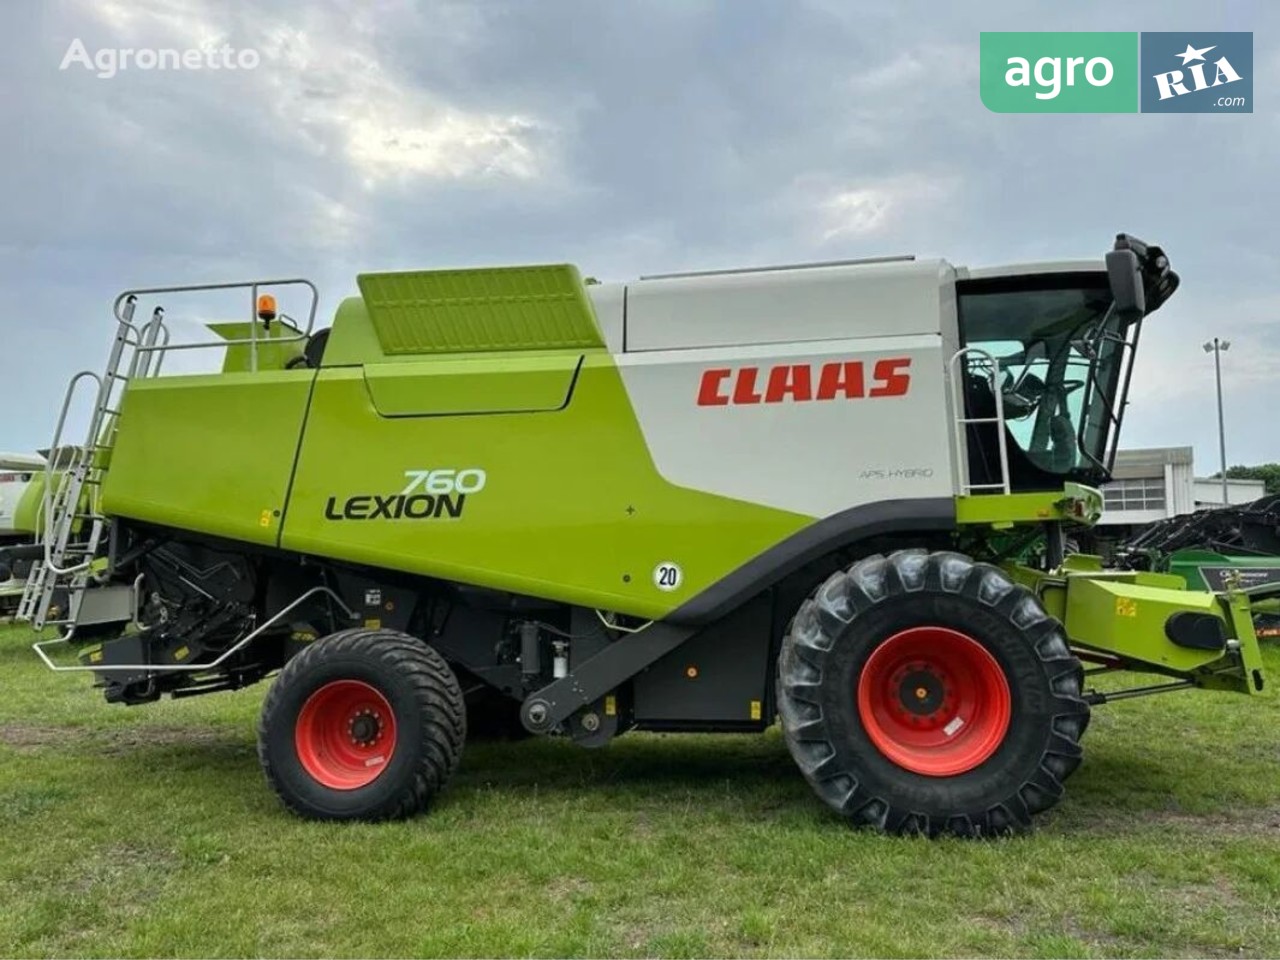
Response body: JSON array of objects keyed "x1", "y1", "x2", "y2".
[
  {"x1": 777, "y1": 550, "x2": 1089, "y2": 837},
  {"x1": 258, "y1": 627, "x2": 465, "y2": 821}
]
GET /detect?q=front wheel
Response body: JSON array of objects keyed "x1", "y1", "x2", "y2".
[
  {"x1": 777, "y1": 550, "x2": 1089, "y2": 836},
  {"x1": 258, "y1": 627, "x2": 466, "y2": 821}
]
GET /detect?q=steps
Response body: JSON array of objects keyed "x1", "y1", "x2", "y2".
[{"x1": 19, "y1": 297, "x2": 164, "y2": 633}]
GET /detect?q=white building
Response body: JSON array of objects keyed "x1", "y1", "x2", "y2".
[
  {"x1": 1192, "y1": 476, "x2": 1266, "y2": 509},
  {"x1": 1098, "y1": 446, "x2": 1265, "y2": 530}
]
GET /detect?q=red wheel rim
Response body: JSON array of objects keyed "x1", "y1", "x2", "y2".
[
  {"x1": 856, "y1": 626, "x2": 1011, "y2": 777},
  {"x1": 295, "y1": 680, "x2": 398, "y2": 790}
]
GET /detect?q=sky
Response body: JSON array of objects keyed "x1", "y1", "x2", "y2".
[{"x1": 1, "y1": 0, "x2": 1276, "y2": 474}]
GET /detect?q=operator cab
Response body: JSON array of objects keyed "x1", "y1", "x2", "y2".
[{"x1": 958, "y1": 234, "x2": 1178, "y2": 494}]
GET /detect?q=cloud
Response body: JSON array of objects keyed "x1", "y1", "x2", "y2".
[
  {"x1": 342, "y1": 111, "x2": 541, "y2": 184},
  {"x1": 822, "y1": 187, "x2": 891, "y2": 237},
  {"x1": 67, "y1": 0, "x2": 554, "y2": 187},
  {"x1": 254, "y1": 10, "x2": 551, "y2": 186},
  {"x1": 2, "y1": 0, "x2": 1278, "y2": 472},
  {"x1": 814, "y1": 175, "x2": 960, "y2": 241},
  {"x1": 78, "y1": 0, "x2": 230, "y2": 46}
]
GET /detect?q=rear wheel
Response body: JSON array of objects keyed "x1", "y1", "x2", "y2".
[
  {"x1": 777, "y1": 550, "x2": 1089, "y2": 836},
  {"x1": 258, "y1": 627, "x2": 465, "y2": 821}
]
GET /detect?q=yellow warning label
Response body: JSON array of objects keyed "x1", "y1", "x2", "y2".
[
  {"x1": 364, "y1": 618, "x2": 382, "y2": 629},
  {"x1": 89, "y1": 649, "x2": 103, "y2": 664},
  {"x1": 1116, "y1": 597, "x2": 1138, "y2": 618},
  {"x1": 173, "y1": 645, "x2": 189, "y2": 662},
  {"x1": 750, "y1": 700, "x2": 762, "y2": 721},
  {"x1": 259, "y1": 509, "x2": 273, "y2": 528},
  {"x1": 604, "y1": 695, "x2": 617, "y2": 717}
]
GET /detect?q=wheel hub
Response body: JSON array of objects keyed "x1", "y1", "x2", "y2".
[
  {"x1": 348, "y1": 710, "x2": 382, "y2": 745},
  {"x1": 895, "y1": 666, "x2": 947, "y2": 717},
  {"x1": 856, "y1": 626, "x2": 1012, "y2": 777},
  {"x1": 295, "y1": 680, "x2": 398, "y2": 790}
]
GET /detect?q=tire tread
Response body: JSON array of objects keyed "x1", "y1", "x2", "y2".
[
  {"x1": 777, "y1": 549, "x2": 1090, "y2": 837},
  {"x1": 257, "y1": 627, "x2": 466, "y2": 821}
]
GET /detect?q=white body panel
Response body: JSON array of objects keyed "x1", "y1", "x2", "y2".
[
  {"x1": 619, "y1": 334, "x2": 955, "y2": 518},
  {"x1": 959, "y1": 259, "x2": 1102, "y2": 280},
  {"x1": 624, "y1": 259, "x2": 954, "y2": 352},
  {"x1": 603, "y1": 257, "x2": 965, "y2": 517},
  {"x1": 585, "y1": 283, "x2": 626, "y2": 353}
]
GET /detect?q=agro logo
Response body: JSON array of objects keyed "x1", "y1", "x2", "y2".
[
  {"x1": 324, "y1": 468, "x2": 486, "y2": 521},
  {"x1": 979, "y1": 32, "x2": 1138, "y2": 114},
  {"x1": 697, "y1": 358, "x2": 910, "y2": 406}
]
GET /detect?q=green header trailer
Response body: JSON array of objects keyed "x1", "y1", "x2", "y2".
[
  {"x1": 4, "y1": 233, "x2": 1274, "y2": 836},
  {"x1": 1119, "y1": 494, "x2": 1280, "y2": 639}
]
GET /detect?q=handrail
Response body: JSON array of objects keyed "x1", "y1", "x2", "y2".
[
  {"x1": 31, "y1": 585, "x2": 356, "y2": 673},
  {"x1": 950, "y1": 347, "x2": 1011, "y2": 496},
  {"x1": 41, "y1": 371, "x2": 103, "y2": 576},
  {"x1": 111, "y1": 278, "x2": 319, "y2": 374}
]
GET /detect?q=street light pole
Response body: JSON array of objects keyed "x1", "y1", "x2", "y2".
[{"x1": 1203, "y1": 337, "x2": 1231, "y2": 506}]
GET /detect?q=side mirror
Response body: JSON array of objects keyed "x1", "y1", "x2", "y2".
[{"x1": 1105, "y1": 248, "x2": 1146, "y2": 321}]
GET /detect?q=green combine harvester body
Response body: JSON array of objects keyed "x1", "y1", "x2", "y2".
[{"x1": 4, "y1": 234, "x2": 1274, "y2": 836}]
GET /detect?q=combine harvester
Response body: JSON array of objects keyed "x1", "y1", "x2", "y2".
[{"x1": 4, "y1": 233, "x2": 1275, "y2": 835}]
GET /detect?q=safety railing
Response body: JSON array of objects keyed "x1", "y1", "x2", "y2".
[
  {"x1": 949, "y1": 347, "x2": 1011, "y2": 496},
  {"x1": 112, "y1": 278, "x2": 319, "y2": 373}
]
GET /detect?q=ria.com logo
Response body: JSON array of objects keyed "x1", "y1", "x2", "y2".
[
  {"x1": 980, "y1": 32, "x2": 1252, "y2": 113},
  {"x1": 1141, "y1": 33, "x2": 1251, "y2": 112}
]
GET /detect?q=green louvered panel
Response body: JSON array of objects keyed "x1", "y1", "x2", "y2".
[{"x1": 356, "y1": 264, "x2": 604, "y2": 355}]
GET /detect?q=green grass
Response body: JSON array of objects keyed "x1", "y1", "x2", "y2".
[{"x1": 1, "y1": 621, "x2": 1279, "y2": 958}]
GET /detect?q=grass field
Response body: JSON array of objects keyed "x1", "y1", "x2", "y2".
[{"x1": 1, "y1": 621, "x2": 1279, "y2": 958}]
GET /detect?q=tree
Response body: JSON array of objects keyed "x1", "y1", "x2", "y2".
[{"x1": 1210, "y1": 464, "x2": 1280, "y2": 495}]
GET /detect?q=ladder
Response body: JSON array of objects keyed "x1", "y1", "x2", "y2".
[
  {"x1": 949, "y1": 347, "x2": 1011, "y2": 496},
  {"x1": 17, "y1": 278, "x2": 319, "y2": 648},
  {"x1": 17, "y1": 297, "x2": 169, "y2": 631}
]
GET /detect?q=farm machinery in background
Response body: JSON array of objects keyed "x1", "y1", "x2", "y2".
[
  {"x1": 1118, "y1": 494, "x2": 1280, "y2": 639},
  {"x1": 0, "y1": 451, "x2": 47, "y2": 616}
]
